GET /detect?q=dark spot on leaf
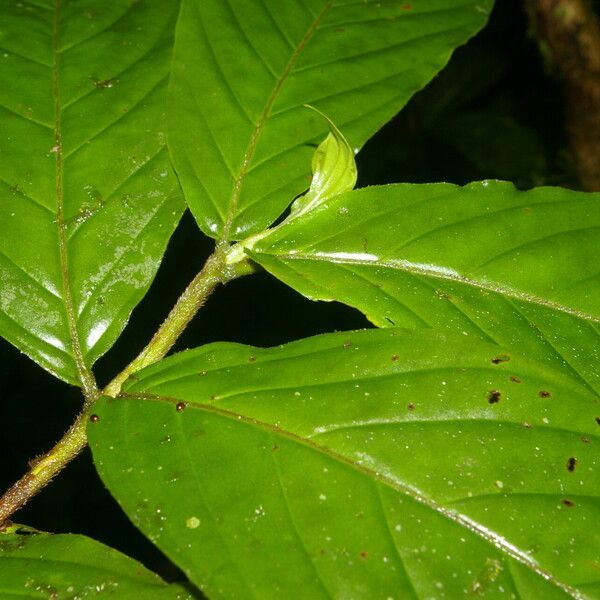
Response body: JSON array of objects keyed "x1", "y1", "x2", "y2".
[
  {"x1": 509, "y1": 375, "x2": 521, "y2": 383},
  {"x1": 487, "y1": 390, "x2": 501, "y2": 404},
  {"x1": 491, "y1": 354, "x2": 510, "y2": 364},
  {"x1": 319, "y1": 548, "x2": 326, "y2": 555},
  {"x1": 248, "y1": 355, "x2": 256, "y2": 362},
  {"x1": 89, "y1": 414, "x2": 100, "y2": 423},
  {"x1": 566, "y1": 457, "x2": 577, "y2": 472},
  {"x1": 359, "y1": 550, "x2": 368, "y2": 558},
  {"x1": 272, "y1": 445, "x2": 279, "y2": 451},
  {"x1": 401, "y1": 3, "x2": 412, "y2": 9},
  {"x1": 407, "y1": 402, "x2": 415, "y2": 411},
  {"x1": 92, "y1": 76, "x2": 118, "y2": 89},
  {"x1": 522, "y1": 422, "x2": 532, "y2": 429},
  {"x1": 384, "y1": 316, "x2": 395, "y2": 325},
  {"x1": 176, "y1": 402, "x2": 186, "y2": 412},
  {"x1": 595, "y1": 416, "x2": 600, "y2": 426},
  {"x1": 538, "y1": 390, "x2": 551, "y2": 398},
  {"x1": 581, "y1": 436, "x2": 591, "y2": 444},
  {"x1": 210, "y1": 394, "x2": 217, "y2": 401},
  {"x1": 391, "y1": 354, "x2": 399, "y2": 362},
  {"x1": 561, "y1": 499, "x2": 575, "y2": 507},
  {"x1": 343, "y1": 341, "x2": 352, "y2": 349}
]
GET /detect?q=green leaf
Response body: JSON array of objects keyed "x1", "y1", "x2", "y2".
[
  {"x1": 167, "y1": 0, "x2": 493, "y2": 241},
  {"x1": 89, "y1": 329, "x2": 599, "y2": 598},
  {"x1": 289, "y1": 106, "x2": 356, "y2": 219},
  {"x1": 250, "y1": 181, "x2": 600, "y2": 390},
  {"x1": 0, "y1": 526, "x2": 192, "y2": 598},
  {"x1": 226, "y1": 108, "x2": 356, "y2": 264},
  {"x1": 0, "y1": 0, "x2": 184, "y2": 385}
]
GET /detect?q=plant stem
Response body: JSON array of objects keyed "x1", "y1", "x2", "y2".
[
  {"x1": 103, "y1": 249, "x2": 231, "y2": 397},
  {"x1": 0, "y1": 410, "x2": 89, "y2": 528},
  {"x1": 0, "y1": 247, "x2": 244, "y2": 527}
]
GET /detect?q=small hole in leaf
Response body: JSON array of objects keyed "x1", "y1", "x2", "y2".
[
  {"x1": 538, "y1": 390, "x2": 551, "y2": 398},
  {"x1": 343, "y1": 341, "x2": 352, "y2": 349},
  {"x1": 487, "y1": 390, "x2": 501, "y2": 404},
  {"x1": 199, "y1": 370, "x2": 208, "y2": 376},
  {"x1": 566, "y1": 457, "x2": 577, "y2": 472},
  {"x1": 561, "y1": 499, "x2": 575, "y2": 507},
  {"x1": 391, "y1": 354, "x2": 399, "y2": 362},
  {"x1": 176, "y1": 402, "x2": 186, "y2": 412},
  {"x1": 509, "y1": 375, "x2": 521, "y2": 383},
  {"x1": 595, "y1": 417, "x2": 600, "y2": 426},
  {"x1": 491, "y1": 354, "x2": 510, "y2": 364},
  {"x1": 248, "y1": 355, "x2": 256, "y2": 362},
  {"x1": 581, "y1": 436, "x2": 590, "y2": 444},
  {"x1": 522, "y1": 422, "x2": 532, "y2": 429},
  {"x1": 407, "y1": 402, "x2": 415, "y2": 411},
  {"x1": 89, "y1": 414, "x2": 100, "y2": 423}
]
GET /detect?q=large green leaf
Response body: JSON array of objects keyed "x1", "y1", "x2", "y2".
[
  {"x1": 0, "y1": 525, "x2": 192, "y2": 598},
  {"x1": 250, "y1": 181, "x2": 600, "y2": 391},
  {"x1": 168, "y1": 0, "x2": 493, "y2": 241},
  {"x1": 0, "y1": 0, "x2": 184, "y2": 385},
  {"x1": 89, "y1": 329, "x2": 599, "y2": 598}
]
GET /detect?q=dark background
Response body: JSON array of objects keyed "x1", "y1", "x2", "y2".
[{"x1": 0, "y1": 0, "x2": 583, "y2": 583}]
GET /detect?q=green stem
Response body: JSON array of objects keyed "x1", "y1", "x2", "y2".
[
  {"x1": 0, "y1": 247, "x2": 245, "y2": 527},
  {"x1": 0, "y1": 409, "x2": 90, "y2": 528},
  {"x1": 104, "y1": 249, "x2": 231, "y2": 397}
]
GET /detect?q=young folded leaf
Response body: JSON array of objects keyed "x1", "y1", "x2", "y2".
[
  {"x1": 227, "y1": 110, "x2": 357, "y2": 266},
  {"x1": 290, "y1": 107, "x2": 357, "y2": 221}
]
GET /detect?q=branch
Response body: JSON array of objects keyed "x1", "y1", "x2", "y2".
[
  {"x1": 0, "y1": 246, "x2": 250, "y2": 527},
  {"x1": 526, "y1": 0, "x2": 600, "y2": 190},
  {"x1": 0, "y1": 411, "x2": 89, "y2": 527}
]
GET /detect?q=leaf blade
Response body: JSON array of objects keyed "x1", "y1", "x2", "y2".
[
  {"x1": 168, "y1": 0, "x2": 494, "y2": 240},
  {"x1": 0, "y1": 527, "x2": 192, "y2": 599},
  {"x1": 250, "y1": 181, "x2": 600, "y2": 390},
  {"x1": 0, "y1": 0, "x2": 184, "y2": 384},
  {"x1": 89, "y1": 329, "x2": 599, "y2": 598}
]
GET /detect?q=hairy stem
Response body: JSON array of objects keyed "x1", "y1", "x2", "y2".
[
  {"x1": 0, "y1": 410, "x2": 90, "y2": 528},
  {"x1": 0, "y1": 247, "x2": 243, "y2": 527},
  {"x1": 103, "y1": 249, "x2": 231, "y2": 397}
]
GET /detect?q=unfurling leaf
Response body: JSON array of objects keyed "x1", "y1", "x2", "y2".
[
  {"x1": 226, "y1": 109, "x2": 356, "y2": 266},
  {"x1": 290, "y1": 107, "x2": 357, "y2": 220}
]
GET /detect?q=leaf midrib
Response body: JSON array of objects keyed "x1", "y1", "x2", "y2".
[
  {"x1": 116, "y1": 391, "x2": 584, "y2": 599},
  {"x1": 52, "y1": 0, "x2": 96, "y2": 394},
  {"x1": 219, "y1": 0, "x2": 334, "y2": 242},
  {"x1": 262, "y1": 251, "x2": 599, "y2": 323}
]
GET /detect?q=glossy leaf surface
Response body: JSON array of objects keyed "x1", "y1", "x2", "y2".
[
  {"x1": 251, "y1": 181, "x2": 600, "y2": 390},
  {"x1": 0, "y1": 526, "x2": 192, "y2": 598},
  {"x1": 168, "y1": 0, "x2": 493, "y2": 240},
  {"x1": 289, "y1": 107, "x2": 356, "y2": 220},
  {"x1": 89, "y1": 329, "x2": 599, "y2": 598},
  {"x1": 0, "y1": 0, "x2": 184, "y2": 385}
]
